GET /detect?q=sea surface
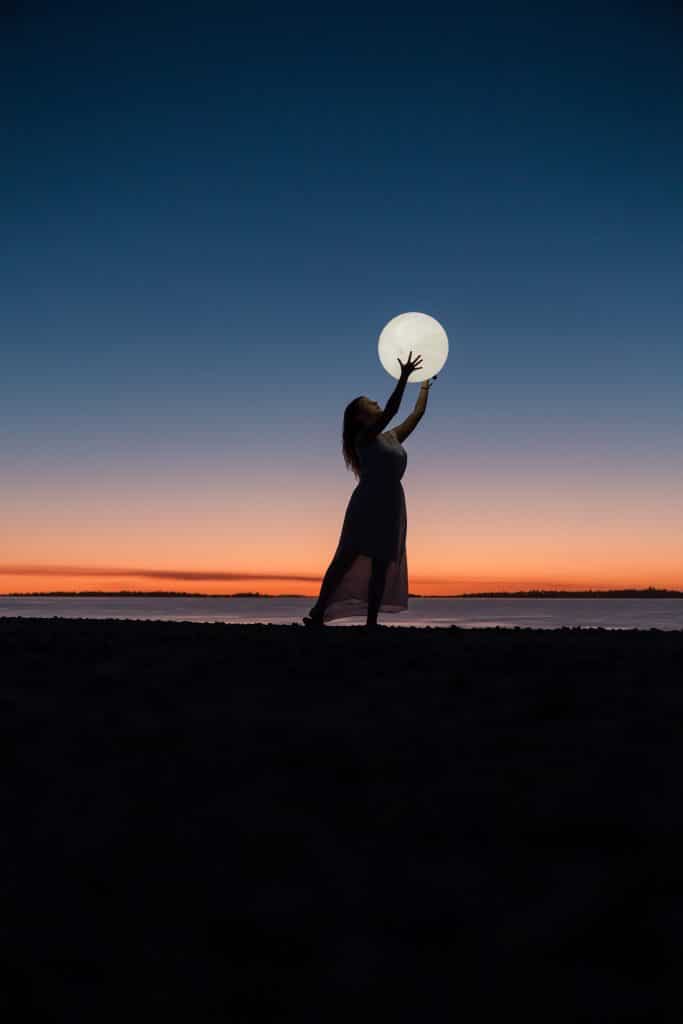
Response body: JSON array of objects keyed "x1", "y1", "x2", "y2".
[{"x1": 1, "y1": 595, "x2": 682, "y2": 630}]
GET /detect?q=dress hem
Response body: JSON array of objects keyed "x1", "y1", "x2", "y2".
[{"x1": 323, "y1": 599, "x2": 409, "y2": 623}]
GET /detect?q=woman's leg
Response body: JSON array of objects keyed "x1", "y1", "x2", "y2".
[
  {"x1": 305, "y1": 548, "x2": 357, "y2": 624},
  {"x1": 367, "y1": 557, "x2": 389, "y2": 627}
]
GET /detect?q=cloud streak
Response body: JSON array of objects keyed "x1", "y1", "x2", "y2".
[
  {"x1": 0, "y1": 564, "x2": 593, "y2": 589},
  {"x1": 0, "y1": 565, "x2": 322, "y2": 583}
]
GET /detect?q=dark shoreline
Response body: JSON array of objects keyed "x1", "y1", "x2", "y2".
[
  {"x1": 3, "y1": 618, "x2": 682, "y2": 1017},
  {"x1": 4, "y1": 587, "x2": 683, "y2": 598}
]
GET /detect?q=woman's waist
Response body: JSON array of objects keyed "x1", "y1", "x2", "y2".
[{"x1": 356, "y1": 476, "x2": 405, "y2": 490}]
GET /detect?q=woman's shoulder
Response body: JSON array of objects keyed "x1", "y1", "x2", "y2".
[{"x1": 355, "y1": 428, "x2": 394, "y2": 449}]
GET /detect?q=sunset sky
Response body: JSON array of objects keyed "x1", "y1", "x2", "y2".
[{"x1": 3, "y1": 3, "x2": 682, "y2": 595}]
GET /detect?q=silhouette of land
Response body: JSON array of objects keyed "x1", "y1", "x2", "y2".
[
  {"x1": 2, "y1": 590, "x2": 286, "y2": 598},
  {"x1": 2, "y1": 616, "x2": 681, "y2": 1017},
  {"x1": 4, "y1": 586, "x2": 682, "y2": 598},
  {"x1": 456, "y1": 587, "x2": 683, "y2": 599}
]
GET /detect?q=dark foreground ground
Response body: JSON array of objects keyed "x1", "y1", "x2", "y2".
[{"x1": 2, "y1": 618, "x2": 683, "y2": 1020}]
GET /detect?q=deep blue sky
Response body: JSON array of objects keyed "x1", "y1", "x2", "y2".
[{"x1": 2, "y1": 2, "x2": 682, "y2": 587}]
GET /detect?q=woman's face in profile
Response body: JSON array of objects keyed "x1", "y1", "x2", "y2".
[{"x1": 359, "y1": 397, "x2": 382, "y2": 422}]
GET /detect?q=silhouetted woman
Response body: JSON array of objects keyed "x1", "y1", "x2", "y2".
[{"x1": 303, "y1": 351, "x2": 433, "y2": 628}]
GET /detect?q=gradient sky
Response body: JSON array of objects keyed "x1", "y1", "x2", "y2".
[{"x1": 2, "y1": 2, "x2": 682, "y2": 594}]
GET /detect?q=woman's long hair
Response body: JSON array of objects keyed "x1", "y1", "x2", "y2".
[{"x1": 342, "y1": 397, "x2": 366, "y2": 479}]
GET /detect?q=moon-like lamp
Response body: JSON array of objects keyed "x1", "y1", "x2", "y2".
[{"x1": 378, "y1": 311, "x2": 449, "y2": 383}]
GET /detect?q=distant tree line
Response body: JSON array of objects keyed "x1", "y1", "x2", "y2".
[
  {"x1": 5, "y1": 587, "x2": 682, "y2": 599},
  {"x1": 454, "y1": 587, "x2": 683, "y2": 599},
  {"x1": 4, "y1": 590, "x2": 282, "y2": 598}
]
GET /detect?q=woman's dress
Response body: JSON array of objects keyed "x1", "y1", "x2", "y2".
[{"x1": 322, "y1": 429, "x2": 408, "y2": 623}]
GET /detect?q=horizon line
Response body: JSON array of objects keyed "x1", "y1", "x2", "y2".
[{"x1": 3, "y1": 586, "x2": 683, "y2": 599}]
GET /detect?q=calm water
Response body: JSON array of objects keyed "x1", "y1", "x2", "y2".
[{"x1": 1, "y1": 596, "x2": 682, "y2": 630}]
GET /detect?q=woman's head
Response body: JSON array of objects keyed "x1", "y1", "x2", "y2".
[{"x1": 342, "y1": 396, "x2": 382, "y2": 478}]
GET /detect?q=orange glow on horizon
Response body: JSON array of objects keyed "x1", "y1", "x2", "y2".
[
  {"x1": 1, "y1": 564, "x2": 681, "y2": 596},
  {"x1": 3, "y1": 456, "x2": 682, "y2": 596}
]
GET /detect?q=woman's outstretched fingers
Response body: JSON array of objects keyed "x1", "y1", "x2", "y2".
[{"x1": 399, "y1": 351, "x2": 424, "y2": 376}]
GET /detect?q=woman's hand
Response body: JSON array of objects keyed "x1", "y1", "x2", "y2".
[
  {"x1": 397, "y1": 351, "x2": 424, "y2": 380},
  {"x1": 420, "y1": 375, "x2": 437, "y2": 391}
]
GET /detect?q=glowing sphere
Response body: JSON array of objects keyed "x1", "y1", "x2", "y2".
[{"x1": 378, "y1": 311, "x2": 449, "y2": 383}]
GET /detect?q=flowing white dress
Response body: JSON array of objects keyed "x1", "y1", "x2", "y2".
[{"x1": 323, "y1": 429, "x2": 408, "y2": 623}]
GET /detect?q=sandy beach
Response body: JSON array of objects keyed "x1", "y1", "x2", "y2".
[{"x1": 3, "y1": 617, "x2": 682, "y2": 1018}]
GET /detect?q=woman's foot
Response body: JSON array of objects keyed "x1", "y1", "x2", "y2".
[{"x1": 303, "y1": 606, "x2": 324, "y2": 628}]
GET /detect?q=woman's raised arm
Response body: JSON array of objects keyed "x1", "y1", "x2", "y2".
[
  {"x1": 361, "y1": 352, "x2": 424, "y2": 441},
  {"x1": 393, "y1": 376, "x2": 435, "y2": 443}
]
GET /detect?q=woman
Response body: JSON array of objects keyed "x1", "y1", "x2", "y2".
[{"x1": 303, "y1": 350, "x2": 433, "y2": 628}]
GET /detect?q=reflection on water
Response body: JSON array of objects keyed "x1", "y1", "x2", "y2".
[{"x1": 1, "y1": 596, "x2": 682, "y2": 630}]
